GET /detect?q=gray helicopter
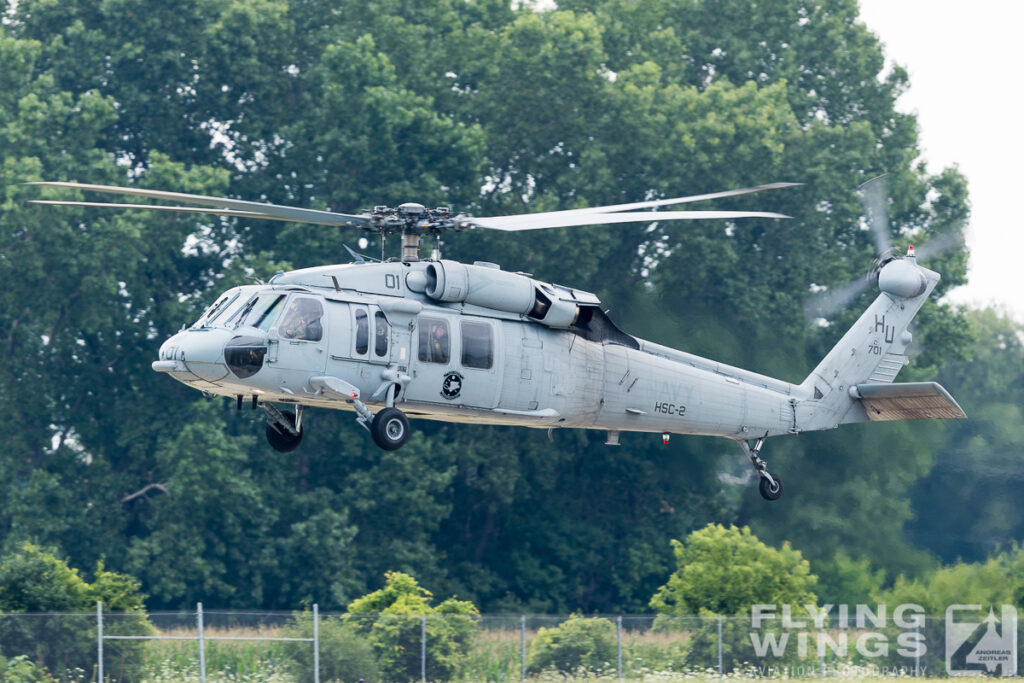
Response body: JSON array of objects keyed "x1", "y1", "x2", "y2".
[{"x1": 29, "y1": 180, "x2": 965, "y2": 500}]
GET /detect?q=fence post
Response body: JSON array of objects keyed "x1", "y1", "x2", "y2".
[
  {"x1": 97, "y1": 601, "x2": 103, "y2": 683},
  {"x1": 520, "y1": 616, "x2": 526, "y2": 681},
  {"x1": 718, "y1": 615, "x2": 723, "y2": 675},
  {"x1": 818, "y1": 618, "x2": 825, "y2": 678},
  {"x1": 915, "y1": 620, "x2": 920, "y2": 678},
  {"x1": 617, "y1": 615, "x2": 623, "y2": 680},
  {"x1": 1011, "y1": 612, "x2": 1018, "y2": 677},
  {"x1": 421, "y1": 614, "x2": 427, "y2": 683},
  {"x1": 197, "y1": 602, "x2": 207, "y2": 683},
  {"x1": 313, "y1": 604, "x2": 320, "y2": 683}
]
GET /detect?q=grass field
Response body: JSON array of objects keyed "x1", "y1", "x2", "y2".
[{"x1": 126, "y1": 623, "x2": 1001, "y2": 682}]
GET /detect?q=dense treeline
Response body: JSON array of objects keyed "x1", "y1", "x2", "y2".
[{"x1": 0, "y1": 0, "x2": 1017, "y2": 613}]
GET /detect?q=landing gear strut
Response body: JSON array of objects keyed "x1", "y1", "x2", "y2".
[
  {"x1": 264, "y1": 404, "x2": 303, "y2": 453},
  {"x1": 737, "y1": 437, "x2": 783, "y2": 501},
  {"x1": 350, "y1": 386, "x2": 411, "y2": 451}
]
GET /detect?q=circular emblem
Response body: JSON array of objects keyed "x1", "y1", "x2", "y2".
[{"x1": 441, "y1": 371, "x2": 464, "y2": 400}]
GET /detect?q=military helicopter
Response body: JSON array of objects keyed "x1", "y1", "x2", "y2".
[{"x1": 28, "y1": 179, "x2": 965, "y2": 500}]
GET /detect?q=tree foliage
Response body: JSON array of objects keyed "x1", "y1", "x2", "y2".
[
  {"x1": 0, "y1": 544, "x2": 149, "y2": 680},
  {"x1": 346, "y1": 572, "x2": 478, "y2": 682},
  {"x1": 0, "y1": 0, "x2": 1005, "y2": 617},
  {"x1": 650, "y1": 524, "x2": 818, "y2": 616}
]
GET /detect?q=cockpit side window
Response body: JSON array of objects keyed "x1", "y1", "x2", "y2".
[
  {"x1": 417, "y1": 317, "x2": 450, "y2": 364},
  {"x1": 374, "y1": 311, "x2": 390, "y2": 357},
  {"x1": 279, "y1": 297, "x2": 324, "y2": 342},
  {"x1": 254, "y1": 295, "x2": 285, "y2": 332}
]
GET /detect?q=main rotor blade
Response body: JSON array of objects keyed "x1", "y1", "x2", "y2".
[
  {"x1": 28, "y1": 200, "x2": 353, "y2": 226},
  {"x1": 859, "y1": 176, "x2": 891, "y2": 256},
  {"x1": 804, "y1": 276, "x2": 872, "y2": 322},
  {"x1": 473, "y1": 182, "x2": 800, "y2": 224},
  {"x1": 471, "y1": 209, "x2": 789, "y2": 231},
  {"x1": 26, "y1": 181, "x2": 372, "y2": 228}
]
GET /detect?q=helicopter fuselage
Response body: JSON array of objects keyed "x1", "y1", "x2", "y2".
[{"x1": 154, "y1": 260, "x2": 803, "y2": 440}]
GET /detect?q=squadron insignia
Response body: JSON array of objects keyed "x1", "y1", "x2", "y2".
[{"x1": 441, "y1": 371, "x2": 464, "y2": 400}]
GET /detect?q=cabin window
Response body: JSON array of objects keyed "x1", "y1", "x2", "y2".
[
  {"x1": 279, "y1": 297, "x2": 324, "y2": 342},
  {"x1": 418, "y1": 317, "x2": 450, "y2": 364},
  {"x1": 374, "y1": 311, "x2": 390, "y2": 357},
  {"x1": 461, "y1": 321, "x2": 493, "y2": 369},
  {"x1": 355, "y1": 309, "x2": 369, "y2": 355}
]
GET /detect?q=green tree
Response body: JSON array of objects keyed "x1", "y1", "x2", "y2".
[
  {"x1": 906, "y1": 309, "x2": 1024, "y2": 562},
  {"x1": 650, "y1": 524, "x2": 820, "y2": 673},
  {"x1": 346, "y1": 572, "x2": 478, "y2": 682},
  {"x1": 1, "y1": 0, "x2": 981, "y2": 617},
  {"x1": 813, "y1": 550, "x2": 885, "y2": 608},
  {"x1": 650, "y1": 524, "x2": 818, "y2": 616}
]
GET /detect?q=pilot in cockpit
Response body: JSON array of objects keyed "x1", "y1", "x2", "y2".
[{"x1": 280, "y1": 298, "x2": 323, "y2": 341}]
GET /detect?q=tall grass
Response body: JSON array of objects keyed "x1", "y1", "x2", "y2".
[{"x1": 140, "y1": 626, "x2": 297, "y2": 683}]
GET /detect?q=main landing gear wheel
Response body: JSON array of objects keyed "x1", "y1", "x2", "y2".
[
  {"x1": 371, "y1": 407, "x2": 410, "y2": 451},
  {"x1": 759, "y1": 475, "x2": 783, "y2": 501},
  {"x1": 266, "y1": 409, "x2": 303, "y2": 453}
]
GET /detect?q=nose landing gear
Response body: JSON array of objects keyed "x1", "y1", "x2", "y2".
[{"x1": 264, "y1": 404, "x2": 303, "y2": 453}]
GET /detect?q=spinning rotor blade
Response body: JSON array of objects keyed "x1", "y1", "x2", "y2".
[
  {"x1": 859, "y1": 176, "x2": 892, "y2": 256},
  {"x1": 470, "y1": 209, "x2": 789, "y2": 231},
  {"x1": 472, "y1": 182, "x2": 800, "y2": 225},
  {"x1": 28, "y1": 200, "x2": 348, "y2": 226},
  {"x1": 26, "y1": 181, "x2": 372, "y2": 228},
  {"x1": 914, "y1": 225, "x2": 965, "y2": 261},
  {"x1": 803, "y1": 277, "x2": 873, "y2": 323}
]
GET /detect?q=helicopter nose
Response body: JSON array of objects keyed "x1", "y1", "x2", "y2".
[{"x1": 153, "y1": 329, "x2": 234, "y2": 382}]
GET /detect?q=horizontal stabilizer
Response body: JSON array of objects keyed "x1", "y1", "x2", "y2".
[{"x1": 853, "y1": 382, "x2": 966, "y2": 421}]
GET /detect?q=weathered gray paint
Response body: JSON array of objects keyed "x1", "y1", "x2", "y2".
[{"x1": 156, "y1": 259, "x2": 963, "y2": 443}]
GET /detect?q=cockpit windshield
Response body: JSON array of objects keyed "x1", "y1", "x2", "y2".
[
  {"x1": 233, "y1": 293, "x2": 286, "y2": 330},
  {"x1": 192, "y1": 291, "x2": 241, "y2": 328}
]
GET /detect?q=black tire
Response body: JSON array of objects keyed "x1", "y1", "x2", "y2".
[
  {"x1": 266, "y1": 410, "x2": 303, "y2": 453},
  {"x1": 759, "y1": 474, "x2": 783, "y2": 501},
  {"x1": 371, "y1": 407, "x2": 410, "y2": 451}
]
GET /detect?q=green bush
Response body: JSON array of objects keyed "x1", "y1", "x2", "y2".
[
  {"x1": 0, "y1": 655, "x2": 57, "y2": 683},
  {"x1": 345, "y1": 572, "x2": 478, "y2": 682},
  {"x1": 0, "y1": 543, "x2": 151, "y2": 681},
  {"x1": 526, "y1": 616, "x2": 616, "y2": 675},
  {"x1": 280, "y1": 612, "x2": 380, "y2": 683}
]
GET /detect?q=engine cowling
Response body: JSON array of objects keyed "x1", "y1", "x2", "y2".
[{"x1": 422, "y1": 260, "x2": 580, "y2": 328}]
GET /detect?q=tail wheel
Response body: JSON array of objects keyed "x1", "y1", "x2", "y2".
[
  {"x1": 266, "y1": 410, "x2": 303, "y2": 453},
  {"x1": 371, "y1": 407, "x2": 410, "y2": 451},
  {"x1": 759, "y1": 475, "x2": 783, "y2": 501}
]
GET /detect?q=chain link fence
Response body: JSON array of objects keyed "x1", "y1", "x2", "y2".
[{"x1": 0, "y1": 606, "x2": 1019, "y2": 681}]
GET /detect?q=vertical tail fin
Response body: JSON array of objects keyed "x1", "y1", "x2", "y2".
[{"x1": 795, "y1": 258, "x2": 940, "y2": 431}]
